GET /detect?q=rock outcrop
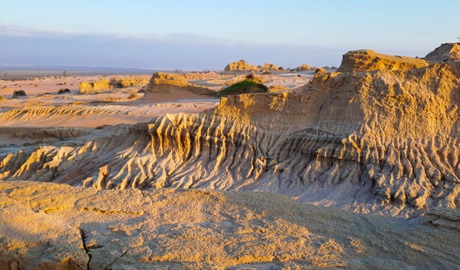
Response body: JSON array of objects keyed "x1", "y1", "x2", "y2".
[
  {"x1": 260, "y1": 63, "x2": 280, "y2": 71},
  {"x1": 140, "y1": 72, "x2": 215, "y2": 102},
  {"x1": 224, "y1": 60, "x2": 258, "y2": 72},
  {"x1": 424, "y1": 42, "x2": 460, "y2": 63},
  {"x1": 111, "y1": 76, "x2": 150, "y2": 88},
  {"x1": 337, "y1": 49, "x2": 429, "y2": 72},
  {"x1": 224, "y1": 60, "x2": 283, "y2": 73},
  {"x1": 79, "y1": 78, "x2": 112, "y2": 94},
  {"x1": 291, "y1": 64, "x2": 316, "y2": 72},
  {"x1": 0, "y1": 180, "x2": 458, "y2": 269},
  {"x1": 79, "y1": 76, "x2": 150, "y2": 94}
]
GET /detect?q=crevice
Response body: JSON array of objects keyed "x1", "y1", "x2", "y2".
[
  {"x1": 105, "y1": 249, "x2": 128, "y2": 270},
  {"x1": 80, "y1": 207, "x2": 143, "y2": 216},
  {"x1": 79, "y1": 228, "x2": 91, "y2": 270}
]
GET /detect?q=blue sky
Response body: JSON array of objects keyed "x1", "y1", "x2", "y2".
[{"x1": 0, "y1": 0, "x2": 458, "y2": 70}]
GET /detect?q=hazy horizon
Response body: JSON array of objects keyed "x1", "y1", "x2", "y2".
[{"x1": 1, "y1": 0, "x2": 458, "y2": 70}]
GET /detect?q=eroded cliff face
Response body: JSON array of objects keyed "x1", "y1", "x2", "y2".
[{"x1": 1, "y1": 57, "x2": 459, "y2": 217}]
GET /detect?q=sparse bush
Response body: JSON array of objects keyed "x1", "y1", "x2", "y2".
[
  {"x1": 12, "y1": 90, "x2": 27, "y2": 98},
  {"x1": 58, "y1": 88, "x2": 71, "y2": 94}
]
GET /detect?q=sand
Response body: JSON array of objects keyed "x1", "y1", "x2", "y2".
[{"x1": 0, "y1": 72, "x2": 312, "y2": 128}]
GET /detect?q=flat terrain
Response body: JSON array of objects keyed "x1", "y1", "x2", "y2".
[{"x1": 0, "y1": 71, "x2": 312, "y2": 128}]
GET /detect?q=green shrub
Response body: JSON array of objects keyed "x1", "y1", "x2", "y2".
[{"x1": 216, "y1": 79, "x2": 268, "y2": 97}]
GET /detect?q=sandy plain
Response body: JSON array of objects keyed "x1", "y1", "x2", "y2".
[{"x1": 0, "y1": 72, "x2": 311, "y2": 128}]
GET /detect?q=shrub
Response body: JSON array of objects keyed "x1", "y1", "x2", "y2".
[
  {"x1": 58, "y1": 88, "x2": 71, "y2": 94},
  {"x1": 216, "y1": 79, "x2": 268, "y2": 97},
  {"x1": 12, "y1": 90, "x2": 27, "y2": 98}
]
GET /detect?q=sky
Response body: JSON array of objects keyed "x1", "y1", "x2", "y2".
[{"x1": 0, "y1": 0, "x2": 458, "y2": 70}]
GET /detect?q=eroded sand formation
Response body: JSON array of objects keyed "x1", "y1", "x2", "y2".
[
  {"x1": 79, "y1": 76, "x2": 150, "y2": 94},
  {"x1": 2, "y1": 48, "x2": 458, "y2": 216},
  {"x1": 223, "y1": 60, "x2": 316, "y2": 73},
  {"x1": 0, "y1": 44, "x2": 459, "y2": 268}
]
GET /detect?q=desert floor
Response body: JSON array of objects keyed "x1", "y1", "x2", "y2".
[{"x1": 0, "y1": 72, "x2": 312, "y2": 128}]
